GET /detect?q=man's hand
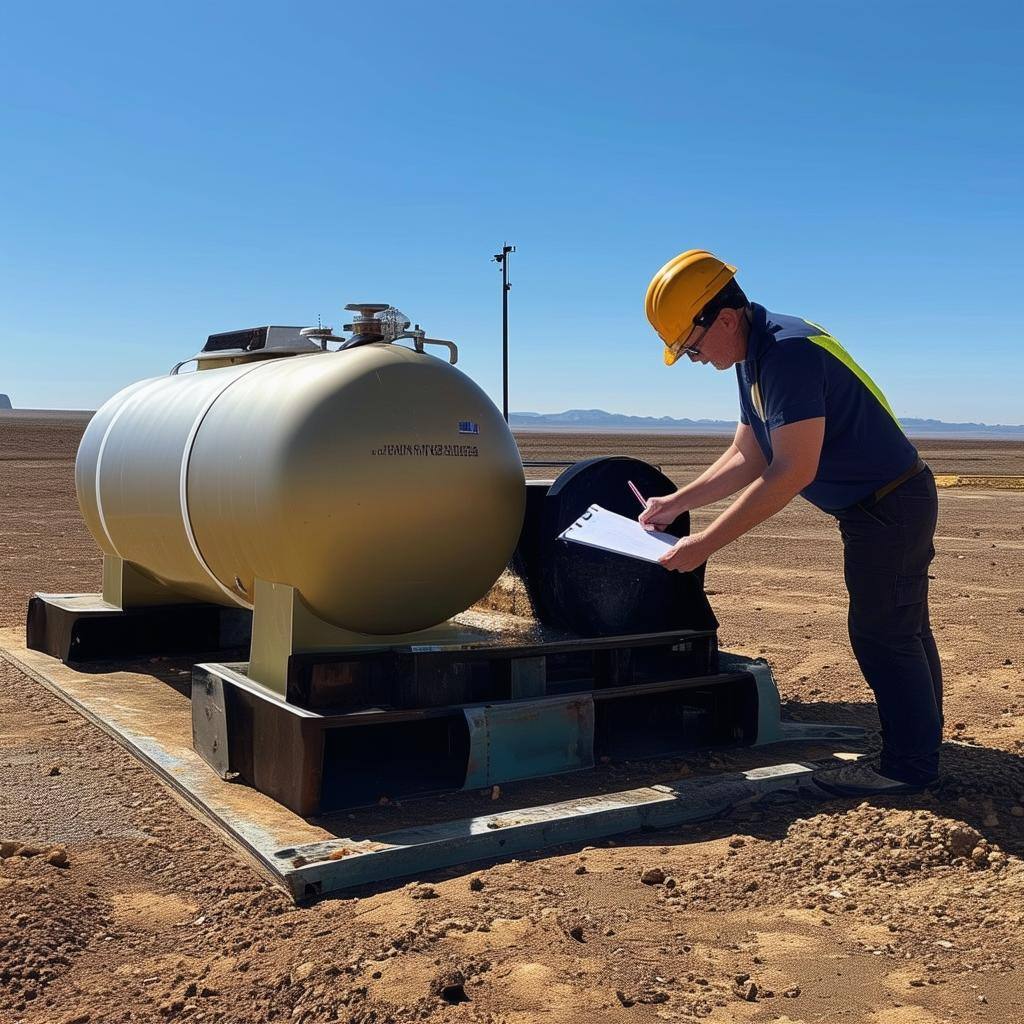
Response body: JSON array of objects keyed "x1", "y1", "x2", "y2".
[
  {"x1": 657, "y1": 532, "x2": 711, "y2": 573},
  {"x1": 639, "y1": 494, "x2": 683, "y2": 532}
]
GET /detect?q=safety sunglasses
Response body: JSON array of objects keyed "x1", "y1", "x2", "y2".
[{"x1": 667, "y1": 305, "x2": 723, "y2": 361}]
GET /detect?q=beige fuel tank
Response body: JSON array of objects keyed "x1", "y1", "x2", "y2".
[{"x1": 76, "y1": 341, "x2": 525, "y2": 635}]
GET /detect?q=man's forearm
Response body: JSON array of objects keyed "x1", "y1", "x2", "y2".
[
  {"x1": 676, "y1": 448, "x2": 763, "y2": 509},
  {"x1": 701, "y1": 467, "x2": 809, "y2": 552},
  {"x1": 657, "y1": 419, "x2": 825, "y2": 576},
  {"x1": 690, "y1": 443, "x2": 740, "y2": 488}
]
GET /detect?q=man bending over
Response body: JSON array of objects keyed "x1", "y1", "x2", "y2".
[{"x1": 641, "y1": 249, "x2": 940, "y2": 796}]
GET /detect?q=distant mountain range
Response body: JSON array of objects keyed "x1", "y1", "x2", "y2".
[
  {"x1": 511, "y1": 409, "x2": 1024, "y2": 438},
  {"x1": 1, "y1": 403, "x2": 1020, "y2": 439}
]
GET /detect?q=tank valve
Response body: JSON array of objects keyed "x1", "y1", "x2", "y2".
[
  {"x1": 343, "y1": 303, "x2": 391, "y2": 339},
  {"x1": 338, "y1": 303, "x2": 459, "y2": 364}
]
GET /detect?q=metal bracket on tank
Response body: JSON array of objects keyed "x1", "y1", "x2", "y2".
[
  {"x1": 399, "y1": 326, "x2": 459, "y2": 364},
  {"x1": 102, "y1": 554, "x2": 181, "y2": 608},
  {"x1": 246, "y1": 579, "x2": 479, "y2": 698},
  {"x1": 248, "y1": 580, "x2": 372, "y2": 697}
]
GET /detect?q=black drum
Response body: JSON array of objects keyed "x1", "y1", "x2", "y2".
[{"x1": 514, "y1": 456, "x2": 717, "y2": 636}]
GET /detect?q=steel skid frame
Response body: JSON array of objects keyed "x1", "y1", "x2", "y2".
[
  {"x1": 19, "y1": 560, "x2": 868, "y2": 901},
  {"x1": 190, "y1": 632, "x2": 786, "y2": 817},
  {"x1": 6, "y1": 613, "x2": 866, "y2": 900}
]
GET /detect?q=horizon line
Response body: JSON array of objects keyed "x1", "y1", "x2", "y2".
[{"x1": 3, "y1": 405, "x2": 1024, "y2": 438}]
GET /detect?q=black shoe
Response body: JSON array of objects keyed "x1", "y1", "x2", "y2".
[{"x1": 813, "y1": 761, "x2": 935, "y2": 797}]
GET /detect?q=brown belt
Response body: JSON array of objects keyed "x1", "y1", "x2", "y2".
[{"x1": 863, "y1": 457, "x2": 928, "y2": 507}]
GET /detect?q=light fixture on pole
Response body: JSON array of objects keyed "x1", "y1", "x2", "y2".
[{"x1": 491, "y1": 243, "x2": 515, "y2": 422}]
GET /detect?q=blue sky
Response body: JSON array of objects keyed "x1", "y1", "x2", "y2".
[{"x1": 2, "y1": 1, "x2": 1021, "y2": 423}]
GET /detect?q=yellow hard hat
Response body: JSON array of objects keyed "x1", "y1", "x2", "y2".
[{"x1": 645, "y1": 249, "x2": 738, "y2": 365}]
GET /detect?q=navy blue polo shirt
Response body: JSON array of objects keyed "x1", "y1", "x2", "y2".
[{"x1": 737, "y1": 304, "x2": 919, "y2": 512}]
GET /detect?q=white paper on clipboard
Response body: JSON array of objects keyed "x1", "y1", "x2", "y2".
[{"x1": 558, "y1": 504, "x2": 678, "y2": 565}]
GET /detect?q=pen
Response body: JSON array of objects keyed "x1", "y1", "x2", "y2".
[{"x1": 627, "y1": 480, "x2": 646, "y2": 509}]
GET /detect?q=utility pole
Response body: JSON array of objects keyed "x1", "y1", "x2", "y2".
[{"x1": 492, "y1": 243, "x2": 515, "y2": 422}]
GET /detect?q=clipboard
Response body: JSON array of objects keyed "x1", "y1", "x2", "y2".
[{"x1": 558, "y1": 504, "x2": 678, "y2": 565}]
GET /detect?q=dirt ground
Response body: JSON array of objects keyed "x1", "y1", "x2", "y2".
[{"x1": 2, "y1": 416, "x2": 1023, "y2": 1024}]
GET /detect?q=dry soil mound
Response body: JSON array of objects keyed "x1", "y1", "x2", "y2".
[{"x1": 0, "y1": 844, "x2": 109, "y2": 1013}]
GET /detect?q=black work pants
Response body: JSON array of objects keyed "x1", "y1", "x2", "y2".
[{"x1": 833, "y1": 467, "x2": 942, "y2": 785}]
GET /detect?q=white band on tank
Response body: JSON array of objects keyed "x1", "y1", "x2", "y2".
[
  {"x1": 94, "y1": 377, "x2": 171, "y2": 559},
  {"x1": 177, "y1": 360, "x2": 276, "y2": 610}
]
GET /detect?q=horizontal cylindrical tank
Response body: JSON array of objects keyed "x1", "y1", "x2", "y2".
[{"x1": 76, "y1": 344, "x2": 526, "y2": 634}]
